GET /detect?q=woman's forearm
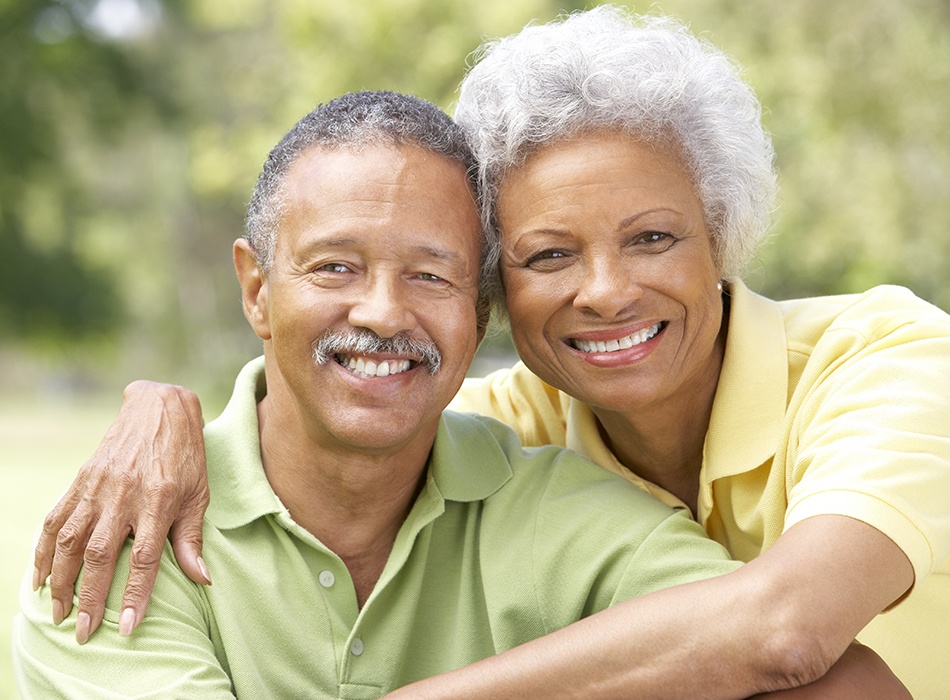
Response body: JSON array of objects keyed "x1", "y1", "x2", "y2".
[
  {"x1": 385, "y1": 515, "x2": 914, "y2": 699},
  {"x1": 386, "y1": 572, "x2": 806, "y2": 699}
]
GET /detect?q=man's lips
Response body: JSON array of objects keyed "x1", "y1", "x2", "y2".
[{"x1": 335, "y1": 354, "x2": 415, "y2": 378}]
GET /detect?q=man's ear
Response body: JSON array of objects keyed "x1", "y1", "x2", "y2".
[{"x1": 233, "y1": 239, "x2": 271, "y2": 340}]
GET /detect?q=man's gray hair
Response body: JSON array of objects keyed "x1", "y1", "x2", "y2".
[
  {"x1": 245, "y1": 91, "x2": 492, "y2": 329},
  {"x1": 455, "y1": 5, "x2": 777, "y2": 286}
]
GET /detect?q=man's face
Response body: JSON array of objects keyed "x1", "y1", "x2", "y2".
[{"x1": 241, "y1": 142, "x2": 483, "y2": 455}]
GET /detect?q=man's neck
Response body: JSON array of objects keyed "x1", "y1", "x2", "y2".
[{"x1": 256, "y1": 395, "x2": 434, "y2": 607}]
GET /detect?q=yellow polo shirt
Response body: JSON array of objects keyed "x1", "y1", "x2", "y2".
[{"x1": 451, "y1": 280, "x2": 950, "y2": 699}]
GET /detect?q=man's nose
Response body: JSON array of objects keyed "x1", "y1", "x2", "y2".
[{"x1": 346, "y1": 274, "x2": 417, "y2": 338}]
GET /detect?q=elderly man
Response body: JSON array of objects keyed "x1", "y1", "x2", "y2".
[{"x1": 14, "y1": 91, "x2": 745, "y2": 697}]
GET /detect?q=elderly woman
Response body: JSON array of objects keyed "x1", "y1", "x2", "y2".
[{"x1": 33, "y1": 6, "x2": 949, "y2": 699}]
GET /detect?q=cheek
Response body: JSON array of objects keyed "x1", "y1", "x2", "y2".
[
  {"x1": 439, "y1": 300, "x2": 481, "y2": 361},
  {"x1": 677, "y1": 279, "x2": 723, "y2": 346},
  {"x1": 664, "y1": 246, "x2": 719, "y2": 303},
  {"x1": 503, "y1": 267, "x2": 550, "y2": 321},
  {"x1": 502, "y1": 272, "x2": 547, "y2": 341},
  {"x1": 503, "y1": 285, "x2": 556, "y2": 367}
]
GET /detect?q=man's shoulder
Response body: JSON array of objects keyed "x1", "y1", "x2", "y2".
[
  {"x1": 199, "y1": 357, "x2": 283, "y2": 531},
  {"x1": 437, "y1": 410, "x2": 675, "y2": 518},
  {"x1": 435, "y1": 413, "x2": 737, "y2": 622}
]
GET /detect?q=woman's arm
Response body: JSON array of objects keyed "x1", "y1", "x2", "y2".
[
  {"x1": 33, "y1": 380, "x2": 211, "y2": 643},
  {"x1": 384, "y1": 515, "x2": 913, "y2": 699}
]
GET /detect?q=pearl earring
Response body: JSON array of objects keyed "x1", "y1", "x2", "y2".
[{"x1": 716, "y1": 282, "x2": 723, "y2": 292}]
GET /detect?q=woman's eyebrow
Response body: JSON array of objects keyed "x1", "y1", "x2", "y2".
[{"x1": 616, "y1": 208, "x2": 680, "y2": 231}]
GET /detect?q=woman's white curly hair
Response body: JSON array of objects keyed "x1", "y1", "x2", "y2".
[{"x1": 455, "y1": 5, "x2": 777, "y2": 298}]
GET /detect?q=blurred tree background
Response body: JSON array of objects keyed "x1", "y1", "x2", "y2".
[
  {"x1": 2, "y1": 0, "x2": 949, "y2": 407},
  {"x1": 1, "y1": 4, "x2": 948, "y2": 694}
]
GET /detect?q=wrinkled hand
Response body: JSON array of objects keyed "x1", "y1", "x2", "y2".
[{"x1": 32, "y1": 380, "x2": 211, "y2": 644}]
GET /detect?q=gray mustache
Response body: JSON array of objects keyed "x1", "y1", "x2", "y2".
[{"x1": 312, "y1": 329, "x2": 442, "y2": 374}]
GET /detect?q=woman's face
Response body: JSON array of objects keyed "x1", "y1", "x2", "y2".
[{"x1": 496, "y1": 132, "x2": 725, "y2": 416}]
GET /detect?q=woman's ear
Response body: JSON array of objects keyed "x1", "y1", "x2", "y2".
[{"x1": 233, "y1": 239, "x2": 271, "y2": 340}]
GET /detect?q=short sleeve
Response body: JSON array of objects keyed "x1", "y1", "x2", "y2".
[
  {"x1": 13, "y1": 539, "x2": 234, "y2": 699},
  {"x1": 786, "y1": 306, "x2": 950, "y2": 583}
]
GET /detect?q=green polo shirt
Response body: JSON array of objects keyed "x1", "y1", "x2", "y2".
[{"x1": 14, "y1": 357, "x2": 738, "y2": 699}]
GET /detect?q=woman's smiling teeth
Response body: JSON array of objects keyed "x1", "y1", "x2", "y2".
[
  {"x1": 339, "y1": 355, "x2": 413, "y2": 378},
  {"x1": 570, "y1": 322, "x2": 664, "y2": 354}
]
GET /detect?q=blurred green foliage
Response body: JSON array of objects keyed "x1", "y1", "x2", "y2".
[{"x1": 2, "y1": 0, "x2": 949, "y2": 399}]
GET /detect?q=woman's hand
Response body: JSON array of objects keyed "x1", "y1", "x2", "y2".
[
  {"x1": 32, "y1": 380, "x2": 211, "y2": 644},
  {"x1": 746, "y1": 642, "x2": 911, "y2": 699}
]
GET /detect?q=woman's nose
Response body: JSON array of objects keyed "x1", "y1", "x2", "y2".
[{"x1": 572, "y1": 258, "x2": 643, "y2": 319}]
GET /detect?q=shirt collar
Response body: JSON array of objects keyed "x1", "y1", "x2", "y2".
[
  {"x1": 204, "y1": 356, "x2": 283, "y2": 530},
  {"x1": 428, "y1": 412, "x2": 513, "y2": 502},
  {"x1": 204, "y1": 357, "x2": 512, "y2": 530},
  {"x1": 702, "y1": 280, "x2": 788, "y2": 481}
]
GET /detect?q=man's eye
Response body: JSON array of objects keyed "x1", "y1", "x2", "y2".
[{"x1": 318, "y1": 263, "x2": 350, "y2": 273}]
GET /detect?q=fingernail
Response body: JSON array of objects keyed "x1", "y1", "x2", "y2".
[
  {"x1": 52, "y1": 599, "x2": 64, "y2": 626},
  {"x1": 119, "y1": 608, "x2": 138, "y2": 637},
  {"x1": 197, "y1": 556, "x2": 212, "y2": 585},
  {"x1": 32, "y1": 567, "x2": 41, "y2": 591},
  {"x1": 76, "y1": 612, "x2": 90, "y2": 645},
  {"x1": 88, "y1": 612, "x2": 102, "y2": 637}
]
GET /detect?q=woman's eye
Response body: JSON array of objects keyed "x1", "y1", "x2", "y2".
[
  {"x1": 637, "y1": 231, "x2": 673, "y2": 245},
  {"x1": 634, "y1": 232, "x2": 675, "y2": 250},
  {"x1": 416, "y1": 272, "x2": 445, "y2": 283},
  {"x1": 525, "y1": 250, "x2": 569, "y2": 268}
]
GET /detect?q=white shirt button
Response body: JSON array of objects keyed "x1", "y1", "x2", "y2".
[
  {"x1": 350, "y1": 638, "x2": 364, "y2": 656},
  {"x1": 318, "y1": 570, "x2": 335, "y2": 588}
]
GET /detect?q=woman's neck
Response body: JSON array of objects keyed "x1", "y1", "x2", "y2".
[
  {"x1": 593, "y1": 319, "x2": 727, "y2": 515},
  {"x1": 595, "y1": 402, "x2": 710, "y2": 514}
]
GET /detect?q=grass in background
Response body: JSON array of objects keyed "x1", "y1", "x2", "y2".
[{"x1": 0, "y1": 397, "x2": 120, "y2": 700}]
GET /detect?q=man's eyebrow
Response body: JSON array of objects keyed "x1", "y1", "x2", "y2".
[
  {"x1": 294, "y1": 237, "x2": 357, "y2": 258},
  {"x1": 295, "y1": 239, "x2": 468, "y2": 266},
  {"x1": 410, "y1": 244, "x2": 467, "y2": 265},
  {"x1": 317, "y1": 237, "x2": 359, "y2": 248}
]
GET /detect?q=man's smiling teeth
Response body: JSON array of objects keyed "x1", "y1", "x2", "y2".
[
  {"x1": 571, "y1": 323, "x2": 663, "y2": 354},
  {"x1": 341, "y1": 355, "x2": 412, "y2": 378}
]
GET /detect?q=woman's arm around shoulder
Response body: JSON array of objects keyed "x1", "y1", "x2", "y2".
[{"x1": 381, "y1": 514, "x2": 913, "y2": 699}]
